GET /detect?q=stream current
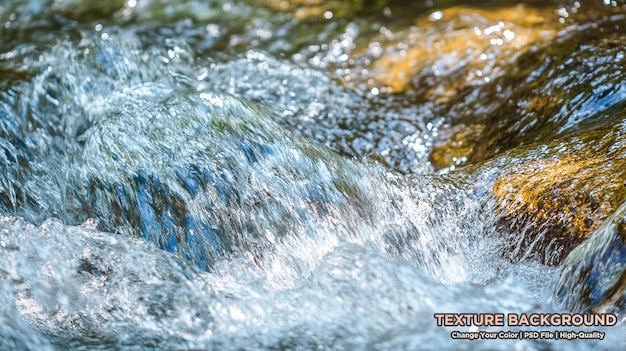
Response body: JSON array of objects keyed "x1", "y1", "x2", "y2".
[{"x1": 0, "y1": 0, "x2": 625, "y2": 350}]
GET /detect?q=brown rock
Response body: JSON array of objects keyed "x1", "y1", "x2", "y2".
[
  {"x1": 429, "y1": 123, "x2": 484, "y2": 170},
  {"x1": 352, "y1": 5, "x2": 558, "y2": 96},
  {"x1": 473, "y1": 121, "x2": 626, "y2": 264}
]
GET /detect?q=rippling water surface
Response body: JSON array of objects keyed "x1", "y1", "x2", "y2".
[{"x1": 0, "y1": 0, "x2": 625, "y2": 350}]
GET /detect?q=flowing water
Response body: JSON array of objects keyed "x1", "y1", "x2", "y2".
[{"x1": 0, "y1": 0, "x2": 625, "y2": 350}]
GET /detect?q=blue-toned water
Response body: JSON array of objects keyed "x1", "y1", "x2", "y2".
[{"x1": 0, "y1": 0, "x2": 625, "y2": 350}]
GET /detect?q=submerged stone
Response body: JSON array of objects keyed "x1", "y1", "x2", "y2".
[
  {"x1": 74, "y1": 88, "x2": 380, "y2": 269},
  {"x1": 0, "y1": 34, "x2": 475, "y2": 278},
  {"x1": 67, "y1": 86, "x2": 487, "y2": 283},
  {"x1": 429, "y1": 123, "x2": 484, "y2": 170}
]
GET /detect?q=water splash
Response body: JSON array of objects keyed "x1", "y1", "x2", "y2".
[{"x1": 1, "y1": 1, "x2": 626, "y2": 350}]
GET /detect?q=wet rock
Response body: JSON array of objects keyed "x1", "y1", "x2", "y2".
[
  {"x1": 350, "y1": 5, "x2": 559, "y2": 95},
  {"x1": 347, "y1": 2, "x2": 626, "y2": 170},
  {"x1": 470, "y1": 120, "x2": 626, "y2": 265},
  {"x1": 449, "y1": 118, "x2": 626, "y2": 311},
  {"x1": 467, "y1": 19, "x2": 626, "y2": 164},
  {"x1": 429, "y1": 123, "x2": 484, "y2": 170},
  {"x1": 556, "y1": 200, "x2": 626, "y2": 313}
]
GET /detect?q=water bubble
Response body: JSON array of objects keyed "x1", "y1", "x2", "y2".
[
  {"x1": 489, "y1": 38, "x2": 503, "y2": 46},
  {"x1": 484, "y1": 24, "x2": 501, "y2": 35},
  {"x1": 556, "y1": 7, "x2": 569, "y2": 18},
  {"x1": 429, "y1": 11, "x2": 443, "y2": 22},
  {"x1": 503, "y1": 29, "x2": 515, "y2": 41}
]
